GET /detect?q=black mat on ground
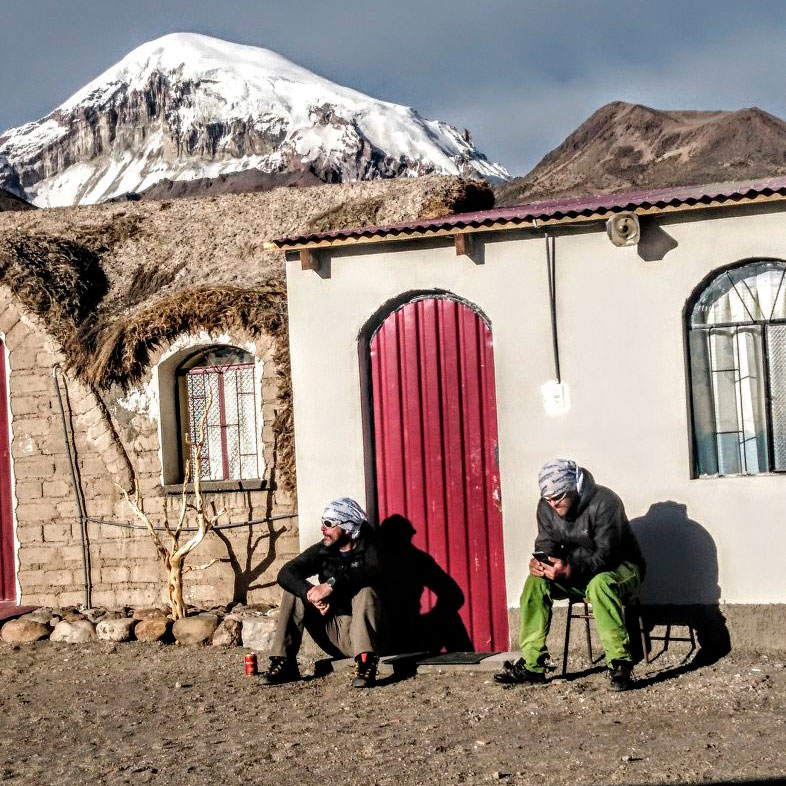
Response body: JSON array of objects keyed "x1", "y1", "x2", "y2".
[
  {"x1": 382, "y1": 652, "x2": 429, "y2": 664},
  {"x1": 417, "y1": 651, "x2": 499, "y2": 665}
]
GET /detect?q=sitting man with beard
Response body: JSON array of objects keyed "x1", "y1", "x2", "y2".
[
  {"x1": 260, "y1": 497, "x2": 385, "y2": 688},
  {"x1": 495, "y1": 459, "x2": 646, "y2": 692}
]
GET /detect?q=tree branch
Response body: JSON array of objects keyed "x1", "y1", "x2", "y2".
[
  {"x1": 116, "y1": 482, "x2": 167, "y2": 561},
  {"x1": 183, "y1": 558, "x2": 219, "y2": 573}
]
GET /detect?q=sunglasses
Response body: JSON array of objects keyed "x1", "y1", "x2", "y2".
[
  {"x1": 543, "y1": 491, "x2": 568, "y2": 504},
  {"x1": 321, "y1": 518, "x2": 344, "y2": 528}
]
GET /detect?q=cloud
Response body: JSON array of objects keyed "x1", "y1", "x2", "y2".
[{"x1": 427, "y1": 23, "x2": 786, "y2": 175}]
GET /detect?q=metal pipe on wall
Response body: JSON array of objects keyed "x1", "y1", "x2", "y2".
[
  {"x1": 53, "y1": 365, "x2": 92, "y2": 608},
  {"x1": 545, "y1": 232, "x2": 561, "y2": 383},
  {"x1": 84, "y1": 512, "x2": 298, "y2": 532}
]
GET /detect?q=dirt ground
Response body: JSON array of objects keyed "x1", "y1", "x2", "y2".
[{"x1": 0, "y1": 642, "x2": 784, "y2": 786}]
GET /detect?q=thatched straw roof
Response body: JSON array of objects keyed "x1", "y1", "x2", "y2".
[{"x1": 0, "y1": 176, "x2": 493, "y2": 490}]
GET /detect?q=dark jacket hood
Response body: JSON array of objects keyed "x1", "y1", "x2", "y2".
[{"x1": 573, "y1": 468, "x2": 597, "y2": 518}]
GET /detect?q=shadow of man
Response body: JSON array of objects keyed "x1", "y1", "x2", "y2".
[
  {"x1": 377, "y1": 514, "x2": 473, "y2": 653},
  {"x1": 631, "y1": 501, "x2": 731, "y2": 667}
]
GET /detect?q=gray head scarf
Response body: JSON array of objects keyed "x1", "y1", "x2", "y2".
[
  {"x1": 538, "y1": 459, "x2": 584, "y2": 499},
  {"x1": 321, "y1": 497, "x2": 367, "y2": 540}
]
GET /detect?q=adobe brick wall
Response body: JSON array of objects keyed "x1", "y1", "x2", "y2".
[{"x1": 1, "y1": 288, "x2": 298, "y2": 609}]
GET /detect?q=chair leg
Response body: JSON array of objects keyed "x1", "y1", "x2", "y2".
[
  {"x1": 582, "y1": 600, "x2": 593, "y2": 664},
  {"x1": 639, "y1": 611, "x2": 651, "y2": 664},
  {"x1": 562, "y1": 600, "x2": 573, "y2": 676}
]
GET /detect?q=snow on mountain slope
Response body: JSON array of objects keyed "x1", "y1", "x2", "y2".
[{"x1": 0, "y1": 33, "x2": 508, "y2": 207}]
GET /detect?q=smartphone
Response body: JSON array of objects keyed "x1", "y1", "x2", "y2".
[{"x1": 532, "y1": 551, "x2": 552, "y2": 563}]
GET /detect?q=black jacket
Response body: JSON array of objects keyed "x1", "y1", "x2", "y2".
[
  {"x1": 535, "y1": 469, "x2": 645, "y2": 588},
  {"x1": 277, "y1": 523, "x2": 382, "y2": 616}
]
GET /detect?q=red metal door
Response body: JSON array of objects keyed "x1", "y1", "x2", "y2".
[
  {"x1": 370, "y1": 296, "x2": 508, "y2": 650},
  {"x1": 0, "y1": 342, "x2": 14, "y2": 601}
]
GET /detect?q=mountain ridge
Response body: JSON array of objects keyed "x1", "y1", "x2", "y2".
[
  {"x1": 0, "y1": 33, "x2": 508, "y2": 207},
  {"x1": 495, "y1": 101, "x2": 786, "y2": 206}
]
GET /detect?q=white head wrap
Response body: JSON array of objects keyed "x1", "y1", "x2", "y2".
[
  {"x1": 321, "y1": 497, "x2": 367, "y2": 540},
  {"x1": 538, "y1": 459, "x2": 584, "y2": 499}
]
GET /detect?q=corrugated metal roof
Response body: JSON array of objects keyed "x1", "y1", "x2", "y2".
[{"x1": 269, "y1": 174, "x2": 786, "y2": 249}]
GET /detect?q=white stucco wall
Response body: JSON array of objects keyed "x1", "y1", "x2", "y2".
[{"x1": 285, "y1": 203, "x2": 786, "y2": 607}]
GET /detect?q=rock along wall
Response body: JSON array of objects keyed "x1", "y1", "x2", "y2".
[{"x1": 1, "y1": 287, "x2": 298, "y2": 609}]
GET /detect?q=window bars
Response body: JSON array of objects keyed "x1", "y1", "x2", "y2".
[
  {"x1": 689, "y1": 261, "x2": 786, "y2": 476},
  {"x1": 185, "y1": 362, "x2": 260, "y2": 481}
]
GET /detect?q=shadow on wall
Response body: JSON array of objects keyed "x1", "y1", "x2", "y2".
[
  {"x1": 213, "y1": 519, "x2": 286, "y2": 604},
  {"x1": 377, "y1": 514, "x2": 473, "y2": 653},
  {"x1": 212, "y1": 436, "x2": 288, "y2": 604},
  {"x1": 630, "y1": 501, "x2": 731, "y2": 660},
  {"x1": 637, "y1": 221, "x2": 678, "y2": 262}
]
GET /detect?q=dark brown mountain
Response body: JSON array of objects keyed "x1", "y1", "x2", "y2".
[
  {"x1": 0, "y1": 188, "x2": 34, "y2": 212},
  {"x1": 495, "y1": 102, "x2": 786, "y2": 206}
]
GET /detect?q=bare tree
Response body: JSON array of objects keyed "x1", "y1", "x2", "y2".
[{"x1": 119, "y1": 400, "x2": 224, "y2": 619}]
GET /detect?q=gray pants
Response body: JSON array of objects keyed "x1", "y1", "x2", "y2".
[{"x1": 269, "y1": 586, "x2": 386, "y2": 659}]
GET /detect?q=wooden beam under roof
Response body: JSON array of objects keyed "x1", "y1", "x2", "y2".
[
  {"x1": 454, "y1": 232, "x2": 475, "y2": 258},
  {"x1": 300, "y1": 248, "x2": 322, "y2": 271}
]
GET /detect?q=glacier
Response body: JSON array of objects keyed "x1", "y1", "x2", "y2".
[{"x1": 0, "y1": 32, "x2": 509, "y2": 207}]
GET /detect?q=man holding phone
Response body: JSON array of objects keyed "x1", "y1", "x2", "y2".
[{"x1": 495, "y1": 459, "x2": 645, "y2": 691}]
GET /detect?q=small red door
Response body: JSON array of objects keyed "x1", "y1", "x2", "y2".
[
  {"x1": 0, "y1": 342, "x2": 14, "y2": 601},
  {"x1": 370, "y1": 296, "x2": 508, "y2": 650}
]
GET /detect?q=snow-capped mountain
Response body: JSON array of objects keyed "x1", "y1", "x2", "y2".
[{"x1": 0, "y1": 33, "x2": 508, "y2": 207}]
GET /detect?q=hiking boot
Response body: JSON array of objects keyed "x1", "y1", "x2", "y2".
[
  {"x1": 259, "y1": 656, "x2": 300, "y2": 685},
  {"x1": 493, "y1": 657, "x2": 547, "y2": 685},
  {"x1": 608, "y1": 660, "x2": 633, "y2": 692},
  {"x1": 352, "y1": 652, "x2": 378, "y2": 688}
]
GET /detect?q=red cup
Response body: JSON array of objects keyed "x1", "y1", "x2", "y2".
[{"x1": 244, "y1": 653, "x2": 258, "y2": 676}]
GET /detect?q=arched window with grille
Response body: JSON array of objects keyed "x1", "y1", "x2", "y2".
[
  {"x1": 687, "y1": 259, "x2": 786, "y2": 476},
  {"x1": 177, "y1": 346, "x2": 260, "y2": 481}
]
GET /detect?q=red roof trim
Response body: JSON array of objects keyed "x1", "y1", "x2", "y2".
[{"x1": 271, "y1": 175, "x2": 786, "y2": 248}]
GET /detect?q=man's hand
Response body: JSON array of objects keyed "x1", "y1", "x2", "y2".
[
  {"x1": 312, "y1": 598, "x2": 330, "y2": 616},
  {"x1": 529, "y1": 556, "x2": 548, "y2": 577},
  {"x1": 541, "y1": 557, "x2": 571, "y2": 582},
  {"x1": 306, "y1": 582, "x2": 333, "y2": 615}
]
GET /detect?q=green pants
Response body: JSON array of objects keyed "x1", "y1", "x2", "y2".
[{"x1": 519, "y1": 560, "x2": 642, "y2": 673}]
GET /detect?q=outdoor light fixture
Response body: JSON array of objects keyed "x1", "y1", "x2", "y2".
[{"x1": 606, "y1": 212, "x2": 641, "y2": 247}]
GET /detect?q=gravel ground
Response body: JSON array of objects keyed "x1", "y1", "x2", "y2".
[{"x1": 0, "y1": 642, "x2": 783, "y2": 786}]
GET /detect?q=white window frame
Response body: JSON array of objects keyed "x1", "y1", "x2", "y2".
[
  {"x1": 687, "y1": 259, "x2": 786, "y2": 477},
  {"x1": 154, "y1": 337, "x2": 265, "y2": 487}
]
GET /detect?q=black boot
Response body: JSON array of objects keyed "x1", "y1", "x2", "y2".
[
  {"x1": 493, "y1": 657, "x2": 547, "y2": 685},
  {"x1": 352, "y1": 652, "x2": 378, "y2": 688},
  {"x1": 260, "y1": 656, "x2": 300, "y2": 685},
  {"x1": 608, "y1": 660, "x2": 633, "y2": 692}
]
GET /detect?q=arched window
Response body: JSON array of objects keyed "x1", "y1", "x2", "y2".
[
  {"x1": 687, "y1": 260, "x2": 786, "y2": 476},
  {"x1": 177, "y1": 346, "x2": 260, "y2": 481}
]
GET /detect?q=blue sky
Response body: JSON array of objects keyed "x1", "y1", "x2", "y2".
[{"x1": 1, "y1": 0, "x2": 785, "y2": 175}]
